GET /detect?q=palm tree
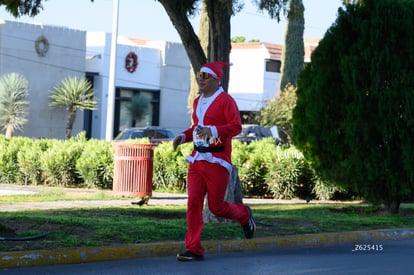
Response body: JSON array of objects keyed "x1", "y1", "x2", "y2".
[
  {"x1": 49, "y1": 76, "x2": 97, "y2": 139},
  {"x1": 0, "y1": 72, "x2": 29, "y2": 138}
]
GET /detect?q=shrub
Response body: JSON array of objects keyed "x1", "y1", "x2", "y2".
[
  {"x1": 41, "y1": 138, "x2": 85, "y2": 187},
  {"x1": 292, "y1": 0, "x2": 414, "y2": 213},
  {"x1": 0, "y1": 136, "x2": 25, "y2": 183},
  {"x1": 17, "y1": 138, "x2": 50, "y2": 185},
  {"x1": 312, "y1": 178, "x2": 341, "y2": 201},
  {"x1": 231, "y1": 139, "x2": 249, "y2": 168},
  {"x1": 238, "y1": 138, "x2": 277, "y2": 197},
  {"x1": 76, "y1": 139, "x2": 114, "y2": 189},
  {"x1": 266, "y1": 146, "x2": 314, "y2": 199},
  {"x1": 0, "y1": 134, "x2": 335, "y2": 202},
  {"x1": 153, "y1": 141, "x2": 189, "y2": 192}
]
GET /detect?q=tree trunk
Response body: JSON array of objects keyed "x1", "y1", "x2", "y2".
[
  {"x1": 387, "y1": 198, "x2": 400, "y2": 214},
  {"x1": 157, "y1": 0, "x2": 207, "y2": 78},
  {"x1": 158, "y1": 0, "x2": 232, "y2": 90},
  {"x1": 5, "y1": 125, "x2": 13, "y2": 138},
  {"x1": 206, "y1": 0, "x2": 232, "y2": 91},
  {"x1": 203, "y1": 165, "x2": 244, "y2": 223},
  {"x1": 66, "y1": 109, "x2": 77, "y2": 139},
  {"x1": 187, "y1": 1, "x2": 210, "y2": 114}
]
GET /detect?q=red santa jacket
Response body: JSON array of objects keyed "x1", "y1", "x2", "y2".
[{"x1": 181, "y1": 88, "x2": 242, "y2": 167}]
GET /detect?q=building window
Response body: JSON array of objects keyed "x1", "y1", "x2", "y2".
[
  {"x1": 113, "y1": 88, "x2": 160, "y2": 137},
  {"x1": 265, "y1": 59, "x2": 281, "y2": 73}
]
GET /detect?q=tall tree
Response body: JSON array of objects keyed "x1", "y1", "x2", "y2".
[
  {"x1": 279, "y1": 0, "x2": 304, "y2": 91},
  {"x1": 292, "y1": 0, "x2": 414, "y2": 214},
  {"x1": 49, "y1": 76, "x2": 97, "y2": 139},
  {"x1": 157, "y1": 0, "x2": 235, "y2": 90},
  {"x1": 254, "y1": 0, "x2": 289, "y2": 21},
  {"x1": 0, "y1": 72, "x2": 29, "y2": 138},
  {"x1": 0, "y1": 0, "x2": 46, "y2": 17},
  {"x1": 187, "y1": 0, "x2": 209, "y2": 114}
]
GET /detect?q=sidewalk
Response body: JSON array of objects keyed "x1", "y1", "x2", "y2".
[{"x1": 1, "y1": 184, "x2": 414, "y2": 269}]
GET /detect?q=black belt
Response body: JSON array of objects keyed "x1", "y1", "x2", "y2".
[{"x1": 194, "y1": 146, "x2": 225, "y2": 153}]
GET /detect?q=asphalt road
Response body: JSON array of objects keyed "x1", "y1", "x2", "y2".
[{"x1": 3, "y1": 238, "x2": 413, "y2": 275}]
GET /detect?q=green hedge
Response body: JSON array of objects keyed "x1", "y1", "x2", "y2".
[
  {"x1": 0, "y1": 133, "x2": 113, "y2": 189},
  {"x1": 0, "y1": 133, "x2": 338, "y2": 200}
]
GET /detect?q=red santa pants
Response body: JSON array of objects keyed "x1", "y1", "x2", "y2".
[{"x1": 184, "y1": 160, "x2": 250, "y2": 256}]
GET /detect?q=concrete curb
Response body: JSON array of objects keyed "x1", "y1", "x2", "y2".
[{"x1": 2, "y1": 228, "x2": 414, "y2": 269}]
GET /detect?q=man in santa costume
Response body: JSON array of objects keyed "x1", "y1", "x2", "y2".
[{"x1": 173, "y1": 61, "x2": 256, "y2": 262}]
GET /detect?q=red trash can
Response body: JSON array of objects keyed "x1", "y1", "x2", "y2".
[{"x1": 112, "y1": 142, "x2": 155, "y2": 198}]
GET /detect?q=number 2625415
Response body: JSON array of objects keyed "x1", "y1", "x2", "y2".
[{"x1": 352, "y1": 244, "x2": 383, "y2": 252}]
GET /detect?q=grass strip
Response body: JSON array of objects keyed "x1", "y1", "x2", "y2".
[{"x1": 1, "y1": 203, "x2": 413, "y2": 252}]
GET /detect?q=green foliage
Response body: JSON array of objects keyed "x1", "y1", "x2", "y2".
[
  {"x1": 342, "y1": 0, "x2": 362, "y2": 5},
  {"x1": 0, "y1": 135, "x2": 24, "y2": 183},
  {"x1": 153, "y1": 141, "x2": 190, "y2": 192},
  {"x1": 266, "y1": 146, "x2": 313, "y2": 199},
  {"x1": 49, "y1": 76, "x2": 97, "y2": 110},
  {"x1": 49, "y1": 76, "x2": 97, "y2": 139},
  {"x1": 40, "y1": 138, "x2": 85, "y2": 187},
  {"x1": 238, "y1": 138, "x2": 276, "y2": 197},
  {"x1": 231, "y1": 36, "x2": 246, "y2": 43},
  {"x1": 266, "y1": 158, "x2": 298, "y2": 199},
  {"x1": 258, "y1": 83, "x2": 297, "y2": 142},
  {"x1": 0, "y1": 134, "x2": 333, "y2": 201},
  {"x1": 279, "y1": 0, "x2": 305, "y2": 91},
  {"x1": 17, "y1": 138, "x2": 50, "y2": 185},
  {"x1": 4, "y1": 198, "x2": 413, "y2": 252},
  {"x1": 0, "y1": 72, "x2": 29, "y2": 137},
  {"x1": 292, "y1": 0, "x2": 414, "y2": 213},
  {"x1": 76, "y1": 139, "x2": 114, "y2": 189},
  {"x1": 0, "y1": 0, "x2": 47, "y2": 17},
  {"x1": 312, "y1": 179, "x2": 341, "y2": 201},
  {"x1": 254, "y1": 0, "x2": 290, "y2": 22},
  {"x1": 231, "y1": 139, "x2": 249, "y2": 168}
]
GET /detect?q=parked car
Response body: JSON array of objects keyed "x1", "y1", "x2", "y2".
[
  {"x1": 114, "y1": 126, "x2": 175, "y2": 144},
  {"x1": 233, "y1": 124, "x2": 288, "y2": 145}
]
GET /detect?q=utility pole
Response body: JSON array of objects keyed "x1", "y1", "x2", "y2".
[{"x1": 105, "y1": 0, "x2": 119, "y2": 141}]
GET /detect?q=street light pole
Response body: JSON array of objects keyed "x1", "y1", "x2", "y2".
[{"x1": 105, "y1": 0, "x2": 119, "y2": 141}]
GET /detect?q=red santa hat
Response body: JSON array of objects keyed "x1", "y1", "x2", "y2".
[{"x1": 200, "y1": 61, "x2": 231, "y2": 80}]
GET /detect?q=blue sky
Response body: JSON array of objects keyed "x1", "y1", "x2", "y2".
[{"x1": 0, "y1": 0, "x2": 343, "y2": 44}]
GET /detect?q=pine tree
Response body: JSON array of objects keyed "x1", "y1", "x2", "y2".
[{"x1": 293, "y1": 0, "x2": 414, "y2": 213}]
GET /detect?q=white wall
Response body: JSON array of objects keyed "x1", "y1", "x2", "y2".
[
  {"x1": 263, "y1": 70, "x2": 280, "y2": 103},
  {"x1": 158, "y1": 41, "x2": 191, "y2": 134},
  {"x1": 0, "y1": 20, "x2": 86, "y2": 139},
  {"x1": 86, "y1": 33, "x2": 191, "y2": 138},
  {"x1": 229, "y1": 46, "x2": 271, "y2": 111}
]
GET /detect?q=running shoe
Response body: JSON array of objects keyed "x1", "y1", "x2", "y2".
[{"x1": 243, "y1": 206, "x2": 256, "y2": 239}]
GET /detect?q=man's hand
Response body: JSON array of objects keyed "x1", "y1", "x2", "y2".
[
  {"x1": 173, "y1": 135, "x2": 182, "y2": 151},
  {"x1": 197, "y1": 127, "x2": 212, "y2": 139}
]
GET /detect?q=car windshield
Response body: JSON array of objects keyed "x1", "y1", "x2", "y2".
[
  {"x1": 115, "y1": 127, "x2": 175, "y2": 141},
  {"x1": 118, "y1": 130, "x2": 145, "y2": 139},
  {"x1": 143, "y1": 129, "x2": 173, "y2": 139}
]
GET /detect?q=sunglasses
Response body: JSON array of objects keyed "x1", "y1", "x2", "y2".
[{"x1": 197, "y1": 72, "x2": 216, "y2": 80}]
